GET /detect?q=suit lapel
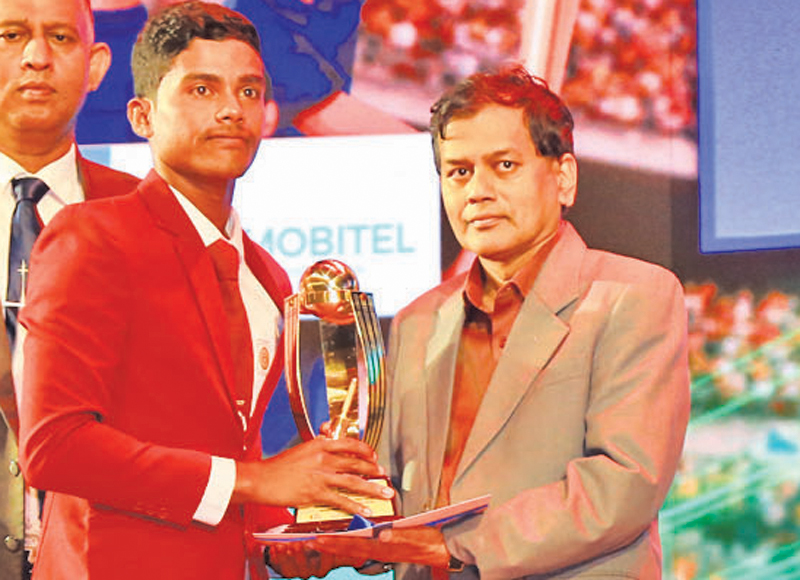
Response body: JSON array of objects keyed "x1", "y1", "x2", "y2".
[
  {"x1": 242, "y1": 235, "x2": 289, "y2": 318},
  {"x1": 456, "y1": 295, "x2": 571, "y2": 477},
  {"x1": 136, "y1": 171, "x2": 240, "y2": 414},
  {"x1": 76, "y1": 153, "x2": 137, "y2": 201},
  {"x1": 245, "y1": 337, "x2": 284, "y2": 450},
  {"x1": 424, "y1": 290, "x2": 464, "y2": 497},
  {"x1": 76, "y1": 154, "x2": 102, "y2": 200},
  {"x1": 241, "y1": 234, "x2": 289, "y2": 445},
  {"x1": 455, "y1": 223, "x2": 587, "y2": 481}
]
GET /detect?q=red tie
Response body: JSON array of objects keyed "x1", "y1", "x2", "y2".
[{"x1": 208, "y1": 240, "x2": 253, "y2": 423}]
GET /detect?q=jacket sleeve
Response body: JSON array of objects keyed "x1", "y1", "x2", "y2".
[{"x1": 18, "y1": 204, "x2": 211, "y2": 527}]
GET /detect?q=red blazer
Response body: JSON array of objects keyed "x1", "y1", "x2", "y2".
[{"x1": 18, "y1": 171, "x2": 291, "y2": 580}]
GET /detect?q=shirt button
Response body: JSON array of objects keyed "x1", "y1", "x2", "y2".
[
  {"x1": 258, "y1": 347, "x2": 271, "y2": 370},
  {"x1": 4, "y1": 535, "x2": 22, "y2": 552},
  {"x1": 8, "y1": 460, "x2": 21, "y2": 477}
]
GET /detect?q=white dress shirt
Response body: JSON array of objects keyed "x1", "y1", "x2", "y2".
[
  {"x1": 171, "y1": 188, "x2": 282, "y2": 526},
  {"x1": 0, "y1": 146, "x2": 84, "y2": 298}
]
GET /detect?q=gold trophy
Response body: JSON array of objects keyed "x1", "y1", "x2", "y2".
[{"x1": 284, "y1": 259, "x2": 395, "y2": 531}]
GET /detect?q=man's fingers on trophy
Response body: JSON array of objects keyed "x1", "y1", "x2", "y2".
[
  {"x1": 335, "y1": 473, "x2": 394, "y2": 500},
  {"x1": 331, "y1": 446, "x2": 382, "y2": 476},
  {"x1": 333, "y1": 452, "x2": 385, "y2": 478},
  {"x1": 324, "y1": 436, "x2": 376, "y2": 459},
  {"x1": 333, "y1": 494, "x2": 374, "y2": 518},
  {"x1": 305, "y1": 479, "x2": 370, "y2": 517}
]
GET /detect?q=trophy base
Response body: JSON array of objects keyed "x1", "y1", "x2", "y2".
[{"x1": 288, "y1": 478, "x2": 397, "y2": 533}]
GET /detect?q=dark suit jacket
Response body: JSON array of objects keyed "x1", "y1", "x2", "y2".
[
  {"x1": 18, "y1": 170, "x2": 291, "y2": 580},
  {"x1": 0, "y1": 155, "x2": 138, "y2": 579},
  {"x1": 382, "y1": 222, "x2": 690, "y2": 579}
]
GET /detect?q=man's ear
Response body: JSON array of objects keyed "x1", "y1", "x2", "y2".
[
  {"x1": 556, "y1": 152, "x2": 578, "y2": 209},
  {"x1": 87, "y1": 42, "x2": 112, "y2": 93},
  {"x1": 262, "y1": 100, "x2": 279, "y2": 138},
  {"x1": 127, "y1": 97, "x2": 155, "y2": 139}
]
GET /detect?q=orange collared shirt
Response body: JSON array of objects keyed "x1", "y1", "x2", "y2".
[{"x1": 436, "y1": 227, "x2": 562, "y2": 506}]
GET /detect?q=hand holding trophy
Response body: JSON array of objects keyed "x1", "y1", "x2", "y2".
[{"x1": 284, "y1": 259, "x2": 396, "y2": 531}]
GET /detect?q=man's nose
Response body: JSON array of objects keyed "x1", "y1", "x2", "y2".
[
  {"x1": 465, "y1": 170, "x2": 495, "y2": 203},
  {"x1": 21, "y1": 37, "x2": 53, "y2": 71},
  {"x1": 216, "y1": 91, "x2": 244, "y2": 123}
]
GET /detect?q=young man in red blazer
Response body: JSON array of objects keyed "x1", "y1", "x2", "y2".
[{"x1": 17, "y1": 3, "x2": 392, "y2": 579}]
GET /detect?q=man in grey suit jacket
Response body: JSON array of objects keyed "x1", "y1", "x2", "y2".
[{"x1": 297, "y1": 65, "x2": 690, "y2": 579}]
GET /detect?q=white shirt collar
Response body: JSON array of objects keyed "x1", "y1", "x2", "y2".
[
  {"x1": 170, "y1": 186, "x2": 245, "y2": 258},
  {"x1": 0, "y1": 144, "x2": 83, "y2": 204}
]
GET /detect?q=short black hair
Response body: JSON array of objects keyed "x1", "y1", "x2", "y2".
[
  {"x1": 131, "y1": 1, "x2": 270, "y2": 100},
  {"x1": 430, "y1": 64, "x2": 574, "y2": 173}
]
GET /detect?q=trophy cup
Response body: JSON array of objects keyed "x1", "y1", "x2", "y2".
[{"x1": 284, "y1": 259, "x2": 395, "y2": 530}]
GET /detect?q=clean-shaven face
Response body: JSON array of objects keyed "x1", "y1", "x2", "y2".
[
  {"x1": 439, "y1": 104, "x2": 576, "y2": 274},
  {"x1": 0, "y1": 0, "x2": 101, "y2": 140}
]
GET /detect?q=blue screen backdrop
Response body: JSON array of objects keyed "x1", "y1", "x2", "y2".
[{"x1": 698, "y1": 0, "x2": 800, "y2": 252}]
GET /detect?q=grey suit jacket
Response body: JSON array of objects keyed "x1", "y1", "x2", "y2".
[{"x1": 381, "y1": 222, "x2": 690, "y2": 580}]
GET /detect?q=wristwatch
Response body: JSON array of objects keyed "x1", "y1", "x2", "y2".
[{"x1": 447, "y1": 555, "x2": 465, "y2": 572}]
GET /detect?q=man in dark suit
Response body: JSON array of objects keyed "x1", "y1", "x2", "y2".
[
  {"x1": 0, "y1": 0, "x2": 140, "y2": 576},
  {"x1": 17, "y1": 3, "x2": 391, "y2": 579}
]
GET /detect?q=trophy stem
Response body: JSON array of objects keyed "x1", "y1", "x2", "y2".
[{"x1": 332, "y1": 377, "x2": 358, "y2": 439}]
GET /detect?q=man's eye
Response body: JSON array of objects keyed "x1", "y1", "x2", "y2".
[
  {"x1": 499, "y1": 160, "x2": 515, "y2": 170},
  {"x1": 242, "y1": 87, "x2": 259, "y2": 99},
  {"x1": 50, "y1": 30, "x2": 76, "y2": 44},
  {"x1": 0, "y1": 31, "x2": 22, "y2": 42},
  {"x1": 194, "y1": 85, "x2": 208, "y2": 96}
]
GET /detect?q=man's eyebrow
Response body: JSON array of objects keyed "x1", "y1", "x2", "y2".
[
  {"x1": 441, "y1": 155, "x2": 469, "y2": 167},
  {"x1": 180, "y1": 72, "x2": 266, "y2": 87},
  {"x1": 487, "y1": 148, "x2": 517, "y2": 159},
  {"x1": 442, "y1": 148, "x2": 516, "y2": 165},
  {"x1": 181, "y1": 72, "x2": 223, "y2": 84},
  {"x1": 43, "y1": 23, "x2": 81, "y2": 33},
  {"x1": 0, "y1": 19, "x2": 80, "y2": 31},
  {"x1": 238, "y1": 74, "x2": 267, "y2": 86},
  {"x1": 0, "y1": 19, "x2": 29, "y2": 28}
]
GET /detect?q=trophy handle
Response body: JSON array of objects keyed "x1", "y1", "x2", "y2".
[
  {"x1": 284, "y1": 294, "x2": 316, "y2": 441},
  {"x1": 350, "y1": 292, "x2": 386, "y2": 450}
]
